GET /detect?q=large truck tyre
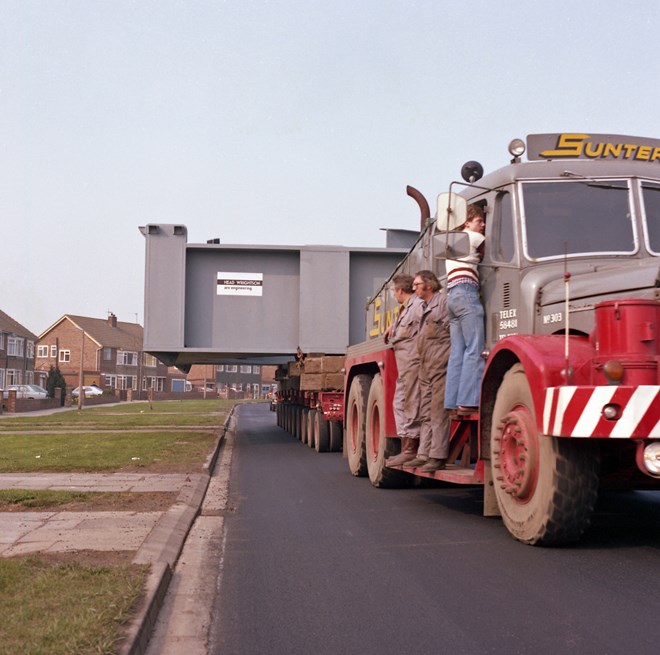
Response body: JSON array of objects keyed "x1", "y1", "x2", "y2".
[
  {"x1": 365, "y1": 374, "x2": 409, "y2": 488},
  {"x1": 307, "y1": 410, "x2": 316, "y2": 449},
  {"x1": 314, "y1": 412, "x2": 331, "y2": 452},
  {"x1": 329, "y1": 421, "x2": 343, "y2": 452},
  {"x1": 490, "y1": 363, "x2": 600, "y2": 546},
  {"x1": 300, "y1": 408, "x2": 309, "y2": 445},
  {"x1": 306, "y1": 409, "x2": 315, "y2": 448},
  {"x1": 346, "y1": 374, "x2": 370, "y2": 476}
]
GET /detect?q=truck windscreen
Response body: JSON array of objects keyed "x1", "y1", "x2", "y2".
[
  {"x1": 642, "y1": 181, "x2": 660, "y2": 255},
  {"x1": 521, "y1": 180, "x2": 634, "y2": 260}
]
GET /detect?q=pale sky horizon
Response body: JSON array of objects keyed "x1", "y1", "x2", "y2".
[{"x1": 3, "y1": 0, "x2": 659, "y2": 335}]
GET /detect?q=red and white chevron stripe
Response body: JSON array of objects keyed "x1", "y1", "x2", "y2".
[{"x1": 543, "y1": 386, "x2": 660, "y2": 438}]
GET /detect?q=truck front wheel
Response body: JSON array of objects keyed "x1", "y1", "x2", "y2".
[
  {"x1": 346, "y1": 374, "x2": 370, "y2": 476},
  {"x1": 491, "y1": 363, "x2": 599, "y2": 546},
  {"x1": 365, "y1": 373, "x2": 409, "y2": 488}
]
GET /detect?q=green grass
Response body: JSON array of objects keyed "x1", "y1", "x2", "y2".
[
  {"x1": 0, "y1": 489, "x2": 95, "y2": 508},
  {"x1": 0, "y1": 398, "x2": 247, "y2": 430},
  {"x1": 0, "y1": 430, "x2": 217, "y2": 472},
  {"x1": 0, "y1": 399, "x2": 242, "y2": 472},
  {"x1": 0, "y1": 556, "x2": 148, "y2": 655}
]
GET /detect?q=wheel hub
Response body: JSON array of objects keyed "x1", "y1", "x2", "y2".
[{"x1": 493, "y1": 406, "x2": 539, "y2": 502}]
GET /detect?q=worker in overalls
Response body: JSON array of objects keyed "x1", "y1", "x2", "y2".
[
  {"x1": 403, "y1": 269, "x2": 451, "y2": 472},
  {"x1": 383, "y1": 273, "x2": 423, "y2": 467}
]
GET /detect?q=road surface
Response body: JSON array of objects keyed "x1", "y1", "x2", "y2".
[{"x1": 209, "y1": 403, "x2": 660, "y2": 655}]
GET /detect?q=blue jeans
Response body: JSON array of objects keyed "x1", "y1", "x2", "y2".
[{"x1": 444, "y1": 284, "x2": 485, "y2": 408}]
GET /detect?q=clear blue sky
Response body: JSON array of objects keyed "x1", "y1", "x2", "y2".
[{"x1": 2, "y1": 0, "x2": 659, "y2": 335}]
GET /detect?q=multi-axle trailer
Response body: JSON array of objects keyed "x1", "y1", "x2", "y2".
[{"x1": 144, "y1": 133, "x2": 660, "y2": 545}]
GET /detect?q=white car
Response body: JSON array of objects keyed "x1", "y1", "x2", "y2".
[
  {"x1": 72, "y1": 385, "x2": 104, "y2": 398},
  {"x1": 2, "y1": 384, "x2": 48, "y2": 399}
]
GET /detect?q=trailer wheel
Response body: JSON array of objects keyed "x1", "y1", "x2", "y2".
[
  {"x1": 307, "y1": 410, "x2": 316, "y2": 448},
  {"x1": 329, "y1": 421, "x2": 343, "y2": 452},
  {"x1": 295, "y1": 407, "x2": 301, "y2": 441},
  {"x1": 307, "y1": 409, "x2": 315, "y2": 447},
  {"x1": 300, "y1": 408, "x2": 309, "y2": 445},
  {"x1": 346, "y1": 374, "x2": 370, "y2": 476},
  {"x1": 314, "y1": 412, "x2": 331, "y2": 452},
  {"x1": 491, "y1": 363, "x2": 599, "y2": 546},
  {"x1": 365, "y1": 374, "x2": 409, "y2": 488}
]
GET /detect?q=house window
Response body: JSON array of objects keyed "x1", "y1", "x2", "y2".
[
  {"x1": 59, "y1": 349, "x2": 71, "y2": 363},
  {"x1": 225, "y1": 365, "x2": 237, "y2": 373},
  {"x1": 117, "y1": 375, "x2": 136, "y2": 390},
  {"x1": 103, "y1": 347, "x2": 112, "y2": 361},
  {"x1": 117, "y1": 351, "x2": 138, "y2": 366},
  {"x1": 144, "y1": 354, "x2": 158, "y2": 367},
  {"x1": 50, "y1": 345, "x2": 57, "y2": 358},
  {"x1": 27, "y1": 341, "x2": 34, "y2": 358},
  {"x1": 252, "y1": 365, "x2": 260, "y2": 374},
  {"x1": 6, "y1": 369, "x2": 21, "y2": 385},
  {"x1": 240, "y1": 365, "x2": 251, "y2": 374},
  {"x1": 149, "y1": 377, "x2": 165, "y2": 392},
  {"x1": 104, "y1": 375, "x2": 116, "y2": 389},
  {"x1": 216, "y1": 365, "x2": 224, "y2": 372},
  {"x1": 7, "y1": 337, "x2": 24, "y2": 357},
  {"x1": 0, "y1": 370, "x2": 4, "y2": 387},
  {"x1": 37, "y1": 345, "x2": 49, "y2": 358},
  {"x1": 0, "y1": 334, "x2": 4, "y2": 349}
]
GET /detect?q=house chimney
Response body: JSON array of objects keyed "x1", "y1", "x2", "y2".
[{"x1": 108, "y1": 313, "x2": 117, "y2": 328}]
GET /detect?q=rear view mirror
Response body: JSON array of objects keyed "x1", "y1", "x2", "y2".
[{"x1": 435, "y1": 192, "x2": 466, "y2": 232}]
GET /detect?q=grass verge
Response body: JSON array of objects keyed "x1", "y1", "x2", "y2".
[{"x1": 0, "y1": 556, "x2": 148, "y2": 655}]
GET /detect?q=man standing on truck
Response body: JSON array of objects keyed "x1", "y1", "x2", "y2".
[
  {"x1": 383, "y1": 273, "x2": 423, "y2": 467},
  {"x1": 403, "y1": 270, "x2": 451, "y2": 472}
]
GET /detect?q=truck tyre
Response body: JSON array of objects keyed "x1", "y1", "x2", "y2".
[
  {"x1": 365, "y1": 374, "x2": 409, "y2": 488},
  {"x1": 314, "y1": 411, "x2": 331, "y2": 452},
  {"x1": 300, "y1": 408, "x2": 309, "y2": 445},
  {"x1": 307, "y1": 409, "x2": 315, "y2": 448},
  {"x1": 329, "y1": 421, "x2": 343, "y2": 452},
  {"x1": 292, "y1": 406, "x2": 301, "y2": 440},
  {"x1": 491, "y1": 363, "x2": 599, "y2": 546},
  {"x1": 346, "y1": 374, "x2": 370, "y2": 477},
  {"x1": 307, "y1": 410, "x2": 317, "y2": 449}
]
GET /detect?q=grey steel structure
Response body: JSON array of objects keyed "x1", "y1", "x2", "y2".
[{"x1": 140, "y1": 224, "x2": 409, "y2": 367}]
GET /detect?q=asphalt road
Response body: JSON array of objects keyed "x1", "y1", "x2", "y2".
[{"x1": 209, "y1": 403, "x2": 660, "y2": 655}]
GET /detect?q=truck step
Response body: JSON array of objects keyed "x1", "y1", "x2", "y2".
[{"x1": 388, "y1": 461, "x2": 484, "y2": 485}]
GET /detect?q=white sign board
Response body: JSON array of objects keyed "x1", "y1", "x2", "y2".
[{"x1": 217, "y1": 272, "x2": 263, "y2": 296}]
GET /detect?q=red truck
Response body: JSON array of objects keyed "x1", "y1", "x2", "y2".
[{"x1": 278, "y1": 133, "x2": 660, "y2": 545}]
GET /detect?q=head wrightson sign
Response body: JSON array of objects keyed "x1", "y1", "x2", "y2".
[{"x1": 527, "y1": 133, "x2": 660, "y2": 163}]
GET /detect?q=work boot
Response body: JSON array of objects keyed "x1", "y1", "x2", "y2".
[
  {"x1": 385, "y1": 437, "x2": 418, "y2": 467},
  {"x1": 419, "y1": 457, "x2": 447, "y2": 472},
  {"x1": 402, "y1": 454, "x2": 428, "y2": 469},
  {"x1": 385, "y1": 437, "x2": 417, "y2": 466}
]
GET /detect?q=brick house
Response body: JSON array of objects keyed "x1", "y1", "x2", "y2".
[
  {"x1": 0, "y1": 309, "x2": 39, "y2": 389},
  {"x1": 35, "y1": 313, "x2": 176, "y2": 397},
  {"x1": 187, "y1": 363, "x2": 278, "y2": 398}
]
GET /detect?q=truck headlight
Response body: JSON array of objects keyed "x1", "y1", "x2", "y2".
[{"x1": 643, "y1": 442, "x2": 660, "y2": 475}]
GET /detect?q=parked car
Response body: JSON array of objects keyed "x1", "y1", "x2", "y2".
[
  {"x1": 72, "y1": 385, "x2": 104, "y2": 398},
  {"x1": 2, "y1": 384, "x2": 48, "y2": 399}
]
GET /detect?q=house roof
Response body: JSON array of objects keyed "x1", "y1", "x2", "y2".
[
  {"x1": 42, "y1": 315, "x2": 144, "y2": 351},
  {"x1": 0, "y1": 309, "x2": 38, "y2": 341}
]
